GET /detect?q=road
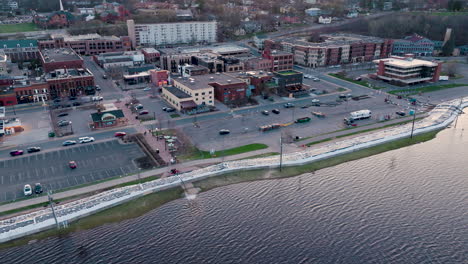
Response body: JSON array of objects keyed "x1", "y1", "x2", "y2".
[{"x1": 0, "y1": 139, "x2": 144, "y2": 203}]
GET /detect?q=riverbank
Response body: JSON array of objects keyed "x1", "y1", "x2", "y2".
[
  {"x1": 0, "y1": 130, "x2": 439, "y2": 250},
  {"x1": 0, "y1": 98, "x2": 465, "y2": 245}
]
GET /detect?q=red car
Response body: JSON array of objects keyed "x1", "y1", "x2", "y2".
[
  {"x1": 9, "y1": 150, "x2": 24, "y2": 156},
  {"x1": 114, "y1": 132, "x2": 127, "y2": 137},
  {"x1": 69, "y1": 161, "x2": 77, "y2": 169}
]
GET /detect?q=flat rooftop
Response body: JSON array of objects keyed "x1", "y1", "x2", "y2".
[
  {"x1": 164, "y1": 86, "x2": 192, "y2": 99},
  {"x1": 41, "y1": 48, "x2": 81, "y2": 62},
  {"x1": 160, "y1": 44, "x2": 249, "y2": 56},
  {"x1": 275, "y1": 70, "x2": 302, "y2": 76},
  {"x1": 174, "y1": 73, "x2": 245, "y2": 90},
  {"x1": 374, "y1": 57, "x2": 438, "y2": 68},
  {"x1": 276, "y1": 33, "x2": 386, "y2": 48},
  {"x1": 45, "y1": 68, "x2": 92, "y2": 80}
]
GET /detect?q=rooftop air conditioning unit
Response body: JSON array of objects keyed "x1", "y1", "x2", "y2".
[{"x1": 210, "y1": 76, "x2": 214, "y2": 80}]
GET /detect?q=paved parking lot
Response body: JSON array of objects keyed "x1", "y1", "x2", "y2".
[{"x1": 0, "y1": 140, "x2": 144, "y2": 202}]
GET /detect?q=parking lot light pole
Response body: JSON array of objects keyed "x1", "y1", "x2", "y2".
[
  {"x1": 138, "y1": 168, "x2": 142, "y2": 189},
  {"x1": 410, "y1": 103, "x2": 417, "y2": 139},
  {"x1": 279, "y1": 136, "x2": 283, "y2": 172}
]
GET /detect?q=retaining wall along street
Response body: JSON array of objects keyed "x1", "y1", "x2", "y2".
[{"x1": 1, "y1": 98, "x2": 466, "y2": 244}]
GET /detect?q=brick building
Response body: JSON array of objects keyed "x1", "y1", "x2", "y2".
[
  {"x1": 45, "y1": 68, "x2": 95, "y2": 98},
  {"x1": 14, "y1": 81, "x2": 50, "y2": 104},
  {"x1": 184, "y1": 73, "x2": 248, "y2": 104},
  {"x1": 38, "y1": 34, "x2": 132, "y2": 56},
  {"x1": 40, "y1": 48, "x2": 84, "y2": 72},
  {"x1": 262, "y1": 50, "x2": 294, "y2": 71},
  {"x1": 373, "y1": 54, "x2": 442, "y2": 86},
  {"x1": 149, "y1": 69, "x2": 169, "y2": 86},
  {"x1": 141, "y1": 48, "x2": 160, "y2": 63}
]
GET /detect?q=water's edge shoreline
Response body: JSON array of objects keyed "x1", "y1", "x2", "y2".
[
  {"x1": 0, "y1": 98, "x2": 465, "y2": 247},
  {"x1": 0, "y1": 130, "x2": 440, "y2": 250}
]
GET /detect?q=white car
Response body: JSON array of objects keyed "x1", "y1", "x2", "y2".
[
  {"x1": 79, "y1": 137, "x2": 95, "y2": 143},
  {"x1": 143, "y1": 87, "x2": 151, "y2": 91},
  {"x1": 92, "y1": 96, "x2": 103, "y2": 101},
  {"x1": 24, "y1": 184, "x2": 32, "y2": 196}
]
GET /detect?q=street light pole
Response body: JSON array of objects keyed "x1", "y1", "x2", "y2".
[
  {"x1": 48, "y1": 190, "x2": 59, "y2": 229},
  {"x1": 279, "y1": 136, "x2": 283, "y2": 172},
  {"x1": 410, "y1": 103, "x2": 417, "y2": 139}
]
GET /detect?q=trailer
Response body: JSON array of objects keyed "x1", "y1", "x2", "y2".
[
  {"x1": 312, "y1": 112, "x2": 326, "y2": 118},
  {"x1": 352, "y1": 95, "x2": 371, "y2": 101},
  {"x1": 344, "y1": 109, "x2": 371, "y2": 124},
  {"x1": 259, "y1": 123, "x2": 281, "y2": 132},
  {"x1": 295, "y1": 117, "x2": 311, "y2": 123}
]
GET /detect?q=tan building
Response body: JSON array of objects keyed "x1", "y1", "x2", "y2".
[{"x1": 161, "y1": 77, "x2": 214, "y2": 111}]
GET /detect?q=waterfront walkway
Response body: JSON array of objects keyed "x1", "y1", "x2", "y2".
[{"x1": 0, "y1": 113, "x2": 426, "y2": 215}]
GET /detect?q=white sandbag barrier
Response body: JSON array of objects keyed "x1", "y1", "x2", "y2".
[{"x1": 1, "y1": 98, "x2": 467, "y2": 243}]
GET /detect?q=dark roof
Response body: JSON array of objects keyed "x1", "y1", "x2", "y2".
[
  {"x1": 41, "y1": 48, "x2": 81, "y2": 62},
  {"x1": 0, "y1": 40, "x2": 38, "y2": 49},
  {"x1": 91, "y1": 110, "x2": 124, "y2": 122},
  {"x1": 180, "y1": 100, "x2": 197, "y2": 109},
  {"x1": 164, "y1": 86, "x2": 191, "y2": 99}
]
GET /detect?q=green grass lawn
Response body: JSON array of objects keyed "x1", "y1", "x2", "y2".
[
  {"x1": 235, "y1": 152, "x2": 279, "y2": 160},
  {"x1": 0, "y1": 23, "x2": 39, "y2": 33},
  {"x1": 180, "y1": 143, "x2": 269, "y2": 161},
  {"x1": 170, "y1": 113, "x2": 180, "y2": 118},
  {"x1": 329, "y1": 73, "x2": 384, "y2": 90},
  {"x1": 388, "y1": 84, "x2": 468, "y2": 95}
]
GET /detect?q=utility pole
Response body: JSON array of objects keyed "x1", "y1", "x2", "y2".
[
  {"x1": 410, "y1": 101, "x2": 417, "y2": 139},
  {"x1": 279, "y1": 136, "x2": 283, "y2": 172},
  {"x1": 48, "y1": 190, "x2": 59, "y2": 229}
]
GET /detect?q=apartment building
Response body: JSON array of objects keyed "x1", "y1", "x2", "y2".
[
  {"x1": 392, "y1": 34, "x2": 434, "y2": 57},
  {"x1": 266, "y1": 33, "x2": 393, "y2": 68},
  {"x1": 127, "y1": 19, "x2": 217, "y2": 47},
  {"x1": 0, "y1": 40, "x2": 40, "y2": 62},
  {"x1": 373, "y1": 54, "x2": 442, "y2": 86}
]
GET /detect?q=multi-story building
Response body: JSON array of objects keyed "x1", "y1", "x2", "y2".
[
  {"x1": 38, "y1": 34, "x2": 131, "y2": 56},
  {"x1": 14, "y1": 81, "x2": 50, "y2": 104},
  {"x1": 242, "y1": 57, "x2": 273, "y2": 72},
  {"x1": 262, "y1": 50, "x2": 294, "y2": 71},
  {"x1": 273, "y1": 70, "x2": 306, "y2": 97},
  {"x1": 266, "y1": 33, "x2": 393, "y2": 68},
  {"x1": 162, "y1": 77, "x2": 215, "y2": 111},
  {"x1": 127, "y1": 19, "x2": 217, "y2": 47},
  {"x1": 0, "y1": 40, "x2": 40, "y2": 62},
  {"x1": 373, "y1": 54, "x2": 442, "y2": 86},
  {"x1": 392, "y1": 34, "x2": 435, "y2": 57},
  {"x1": 45, "y1": 68, "x2": 95, "y2": 98},
  {"x1": 40, "y1": 48, "x2": 84, "y2": 72}
]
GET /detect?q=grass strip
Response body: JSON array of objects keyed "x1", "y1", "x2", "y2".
[
  {"x1": 388, "y1": 84, "x2": 468, "y2": 95},
  {"x1": 180, "y1": 143, "x2": 269, "y2": 161},
  {"x1": 305, "y1": 117, "x2": 424, "y2": 146},
  {"x1": 0, "y1": 23, "x2": 38, "y2": 33},
  {"x1": 235, "y1": 152, "x2": 279, "y2": 160}
]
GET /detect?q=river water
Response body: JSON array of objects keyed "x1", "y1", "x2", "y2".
[{"x1": 1, "y1": 117, "x2": 468, "y2": 263}]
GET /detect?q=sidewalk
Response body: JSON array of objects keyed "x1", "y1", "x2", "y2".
[
  {"x1": 115, "y1": 100, "x2": 172, "y2": 163},
  {"x1": 296, "y1": 114, "x2": 428, "y2": 147}
]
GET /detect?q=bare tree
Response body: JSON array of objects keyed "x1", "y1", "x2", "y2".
[{"x1": 446, "y1": 63, "x2": 459, "y2": 77}]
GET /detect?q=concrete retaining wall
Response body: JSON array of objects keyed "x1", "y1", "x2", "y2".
[{"x1": 1, "y1": 98, "x2": 466, "y2": 244}]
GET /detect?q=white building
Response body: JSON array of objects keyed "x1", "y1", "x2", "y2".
[
  {"x1": 7, "y1": 1, "x2": 18, "y2": 9},
  {"x1": 127, "y1": 20, "x2": 217, "y2": 48}
]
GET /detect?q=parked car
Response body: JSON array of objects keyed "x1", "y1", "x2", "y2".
[
  {"x1": 114, "y1": 132, "x2": 127, "y2": 137},
  {"x1": 135, "y1": 104, "x2": 144, "y2": 110},
  {"x1": 72, "y1": 102, "x2": 81, "y2": 106},
  {"x1": 312, "y1": 77, "x2": 320, "y2": 82},
  {"x1": 34, "y1": 183, "x2": 43, "y2": 194},
  {"x1": 57, "y1": 120, "x2": 71, "y2": 127},
  {"x1": 27, "y1": 147, "x2": 41, "y2": 153},
  {"x1": 69, "y1": 161, "x2": 77, "y2": 169},
  {"x1": 102, "y1": 74, "x2": 107, "y2": 79},
  {"x1": 57, "y1": 112, "x2": 69, "y2": 117},
  {"x1": 139, "y1": 110, "x2": 149, "y2": 115},
  {"x1": 53, "y1": 98, "x2": 61, "y2": 103},
  {"x1": 95, "y1": 85, "x2": 101, "y2": 91},
  {"x1": 354, "y1": 77, "x2": 362, "y2": 81},
  {"x1": 272, "y1": 109, "x2": 280, "y2": 114},
  {"x1": 24, "y1": 184, "x2": 32, "y2": 196},
  {"x1": 69, "y1": 96, "x2": 77, "y2": 101},
  {"x1": 62, "y1": 140, "x2": 77, "y2": 146},
  {"x1": 165, "y1": 108, "x2": 175, "y2": 112},
  {"x1": 143, "y1": 87, "x2": 151, "y2": 91},
  {"x1": 79, "y1": 136, "x2": 95, "y2": 143},
  {"x1": 262, "y1": 110, "x2": 269, "y2": 115},
  {"x1": 396, "y1": 111, "x2": 406, "y2": 116},
  {"x1": 92, "y1": 96, "x2": 103, "y2": 101},
  {"x1": 284, "y1": 103, "x2": 295, "y2": 108},
  {"x1": 219, "y1": 129, "x2": 230, "y2": 135},
  {"x1": 10, "y1": 150, "x2": 24, "y2": 156}
]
